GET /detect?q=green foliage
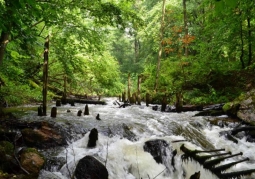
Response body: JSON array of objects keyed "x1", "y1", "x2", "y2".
[
  {"x1": 0, "y1": 0, "x2": 254, "y2": 106},
  {"x1": 0, "y1": 0, "x2": 144, "y2": 105},
  {"x1": 0, "y1": 141, "x2": 14, "y2": 156},
  {"x1": 75, "y1": 52, "x2": 123, "y2": 96}
]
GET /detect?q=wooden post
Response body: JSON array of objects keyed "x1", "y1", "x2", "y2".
[
  {"x1": 42, "y1": 36, "x2": 49, "y2": 116},
  {"x1": 56, "y1": 99, "x2": 61, "y2": 106},
  {"x1": 38, "y1": 105, "x2": 43, "y2": 116},
  {"x1": 84, "y1": 104, "x2": 89, "y2": 115},
  {"x1": 146, "y1": 93, "x2": 150, "y2": 107},
  {"x1": 161, "y1": 95, "x2": 167, "y2": 112},
  {"x1": 51, "y1": 107, "x2": 57, "y2": 118}
]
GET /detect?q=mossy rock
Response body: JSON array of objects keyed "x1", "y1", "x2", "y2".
[
  {"x1": 223, "y1": 89, "x2": 255, "y2": 124},
  {"x1": 0, "y1": 145, "x2": 18, "y2": 173},
  {"x1": 0, "y1": 170, "x2": 33, "y2": 179},
  {"x1": 222, "y1": 102, "x2": 240, "y2": 117},
  {"x1": 21, "y1": 128, "x2": 43, "y2": 147},
  {"x1": 0, "y1": 141, "x2": 14, "y2": 155},
  {"x1": 20, "y1": 148, "x2": 45, "y2": 174},
  {"x1": 22, "y1": 148, "x2": 44, "y2": 159}
]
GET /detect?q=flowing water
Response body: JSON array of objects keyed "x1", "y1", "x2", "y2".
[{"x1": 28, "y1": 97, "x2": 255, "y2": 179}]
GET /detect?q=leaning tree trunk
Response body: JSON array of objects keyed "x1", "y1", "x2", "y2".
[
  {"x1": 154, "y1": 0, "x2": 166, "y2": 92},
  {"x1": 42, "y1": 36, "x2": 49, "y2": 116}
]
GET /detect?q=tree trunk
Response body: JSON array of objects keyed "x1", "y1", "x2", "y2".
[
  {"x1": 247, "y1": 16, "x2": 252, "y2": 66},
  {"x1": 183, "y1": 0, "x2": 189, "y2": 56},
  {"x1": 239, "y1": 12, "x2": 245, "y2": 69},
  {"x1": 134, "y1": 34, "x2": 140, "y2": 63},
  {"x1": 42, "y1": 36, "x2": 49, "y2": 116},
  {"x1": 175, "y1": 92, "x2": 183, "y2": 113},
  {"x1": 62, "y1": 74, "x2": 67, "y2": 104},
  {"x1": 0, "y1": 32, "x2": 9, "y2": 65},
  {"x1": 154, "y1": 0, "x2": 166, "y2": 92},
  {"x1": 128, "y1": 73, "x2": 131, "y2": 101},
  {"x1": 137, "y1": 75, "x2": 142, "y2": 105}
]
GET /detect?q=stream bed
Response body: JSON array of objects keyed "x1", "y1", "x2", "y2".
[{"x1": 19, "y1": 97, "x2": 255, "y2": 179}]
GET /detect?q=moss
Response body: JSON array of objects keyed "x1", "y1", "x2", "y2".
[
  {"x1": 0, "y1": 170, "x2": 9, "y2": 178},
  {"x1": 222, "y1": 102, "x2": 231, "y2": 112},
  {"x1": 23, "y1": 148, "x2": 44, "y2": 159},
  {"x1": 249, "y1": 121, "x2": 255, "y2": 126},
  {"x1": 222, "y1": 102, "x2": 240, "y2": 117},
  {"x1": 237, "y1": 93, "x2": 246, "y2": 101},
  {"x1": 0, "y1": 171, "x2": 38, "y2": 179},
  {"x1": 2, "y1": 107, "x2": 37, "y2": 118},
  {"x1": 0, "y1": 141, "x2": 14, "y2": 155}
]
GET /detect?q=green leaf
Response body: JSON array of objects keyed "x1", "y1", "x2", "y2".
[{"x1": 10, "y1": 51, "x2": 20, "y2": 59}]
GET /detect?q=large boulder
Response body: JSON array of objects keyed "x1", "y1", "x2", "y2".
[
  {"x1": 74, "y1": 155, "x2": 108, "y2": 179},
  {"x1": 20, "y1": 148, "x2": 45, "y2": 174},
  {"x1": 21, "y1": 121, "x2": 67, "y2": 148},
  {"x1": 143, "y1": 139, "x2": 176, "y2": 172},
  {"x1": 223, "y1": 90, "x2": 255, "y2": 125},
  {"x1": 143, "y1": 139, "x2": 169, "y2": 164}
]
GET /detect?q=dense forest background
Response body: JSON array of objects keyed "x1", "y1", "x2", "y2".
[{"x1": 0, "y1": 0, "x2": 254, "y2": 106}]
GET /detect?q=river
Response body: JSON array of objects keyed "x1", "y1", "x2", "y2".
[{"x1": 29, "y1": 97, "x2": 255, "y2": 179}]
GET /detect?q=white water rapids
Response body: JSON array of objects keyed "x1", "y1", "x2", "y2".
[{"x1": 34, "y1": 97, "x2": 255, "y2": 179}]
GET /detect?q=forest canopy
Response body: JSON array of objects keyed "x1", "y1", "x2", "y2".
[{"x1": 0, "y1": 0, "x2": 255, "y2": 106}]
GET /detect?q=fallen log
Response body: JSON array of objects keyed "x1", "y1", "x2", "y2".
[
  {"x1": 231, "y1": 126, "x2": 255, "y2": 135},
  {"x1": 219, "y1": 169, "x2": 255, "y2": 179},
  {"x1": 65, "y1": 98, "x2": 106, "y2": 105},
  {"x1": 226, "y1": 132, "x2": 238, "y2": 143},
  {"x1": 193, "y1": 152, "x2": 231, "y2": 164},
  {"x1": 180, "y1": 144, "x2": 225, "y2": 156},
  {"x1": 203, "y1": 152, "x2": 243, "y2": 169},
  {"x1": 211, "y1": 157, "x2": 249, "y2": 174},
  {"x1": 180, "y1": 144, "x2": 255, "y2": 178}
]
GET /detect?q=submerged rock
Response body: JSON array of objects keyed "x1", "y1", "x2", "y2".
[{"x1": 74, "y1": 155, "x2": 108, "y2": 179}]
